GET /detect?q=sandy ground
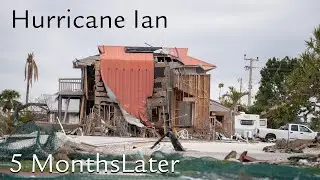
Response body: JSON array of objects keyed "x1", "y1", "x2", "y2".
[
  {"x1": 178, "y1": 141, "x2": 295, "y2": 161},
  {"x1": 68, "y1": 135, "x2": 159, "y2": 146},
  {"x1": 69, "y1": 135, "x2": 307, "y2": 162}
]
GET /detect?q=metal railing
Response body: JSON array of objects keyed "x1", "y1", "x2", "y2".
[{"x1": 59, "y1": 78, "x2": 82, "y2": 92}]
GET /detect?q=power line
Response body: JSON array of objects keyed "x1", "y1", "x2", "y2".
[{"x1": 244, "y1": 54, "x2": 259, "y2": 106}]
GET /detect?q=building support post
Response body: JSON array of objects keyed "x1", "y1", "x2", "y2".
[{"x1": 58, "y1": 95, "x2": 62, "y2": 120}]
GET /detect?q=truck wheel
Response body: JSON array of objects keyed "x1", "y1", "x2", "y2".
[{"x1": 265, "y1": 133, "x2": 276, "y2": 142}]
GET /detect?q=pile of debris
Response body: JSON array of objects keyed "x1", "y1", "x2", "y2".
[
  {"x1": 263, "y1": 138, "x2": 320, "y2": 153},
  {"x1": 224, "y1": 150, "x2": 320, "y2": 168},
  {"x1": 224, "y1": 150, "x2": 258, "y2": 163},
  {"x1": 53, "y1": 129, "x2": 185, "y2": 162},
  {"x1": 288, "y1": 154, "x2": 320, "y2": 167}
]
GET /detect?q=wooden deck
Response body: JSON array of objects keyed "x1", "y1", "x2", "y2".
[{"x1": 58, "y1": 78, "x2": 83, "y2": 96}]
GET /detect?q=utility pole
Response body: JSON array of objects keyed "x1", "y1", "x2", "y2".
[
  {"x1": 238, "y1": 78, "x2": 243, "y2": 104},
  {"x1": 244, "y1": 54, "x2": 259, "y2": 106}
]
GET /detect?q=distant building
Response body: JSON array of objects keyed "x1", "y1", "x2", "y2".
[
  {"x1": 49, "y1": 110, "x2": 79, "y2": 124},
  {"x1": 37, "y1": 94, "x2": 80, "y2": 124},
  {"x1": 209, "y1": 99, "x2": 233, "y2": 137}
]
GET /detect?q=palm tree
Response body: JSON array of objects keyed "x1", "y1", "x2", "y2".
[
  {"x1": 0, "y1": 89, "x2": 22, "y2": 117},
  {"x1": 0, "y1": 89, "x2": 21, "y2": 112},
  {"x1": 220, "y1": 86, "x2": 248, "y2": 137},
  {"x1": 218, "y1": 83, "x2": 224, "y2": 99},
  {"x1": 25, "y1": 53, "x2": 39, "y2": 104},
  {"x1": 221, "y1": 86, "x2": 248, "y2": 112},
  {"x1": 0, "y1": 89, "x2": 22, "y2": 133}
]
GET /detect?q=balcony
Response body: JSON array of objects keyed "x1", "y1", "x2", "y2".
[{"x1": 58, "y1": 78, "x2": 83, "y2": 96}]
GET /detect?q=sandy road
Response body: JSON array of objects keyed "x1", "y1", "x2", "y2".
[{"x1": 71, "y1": 136, "x2": 305, "y2": 161}]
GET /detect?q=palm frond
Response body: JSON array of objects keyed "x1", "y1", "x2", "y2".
[
  {"x1": 25, "y1": 53, "x2": 39, "y2": 87},
  {"x1": 24, "y1": 62, "x2": 28, "y2": 81},
  {"x1": 28, "y1": 64, "x2": 33, "y2": 87},
  {"x1": 221, "y1": 86, "x2": 248, "y2": 109},
  {"x1": 32, "y1": 60, "x2": 38, "y2": 81}
]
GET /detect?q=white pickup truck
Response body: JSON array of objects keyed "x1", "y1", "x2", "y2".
[{"x1": 256, "y1": 123, "x2": 319, "y2": 141}]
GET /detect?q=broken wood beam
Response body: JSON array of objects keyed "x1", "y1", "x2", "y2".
[
  {"x1": 150, "y1": 133, "x2": 167, "y2": 149},
  {"x1": 238, "y1": 151, "x2": 257, "y2": 162},
  {"x1": 95, "y1": 92, "x2": 108, "y2": 97},
  {"x1": 150, "y1": 130, "x2": 185, "y2": 151}
]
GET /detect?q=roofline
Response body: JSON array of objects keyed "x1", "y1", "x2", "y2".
[
  {"x1": 73, "y1": 54, "x2": 99, "y2": 68},
  {"x1": 97, "y1": 45, "x2": 216, "y2": 69},
  {"x1": 210, "y1": 99, "x2": 231, "y2": 111},
  {"x1": 174, "y1": 64, "x2": 216, "y2": 72}
]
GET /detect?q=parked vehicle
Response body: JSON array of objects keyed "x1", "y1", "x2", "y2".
[
  {"x1": 256, "y1": 123, "x2": 318, "y2": 141},
  {"x1": 234, "y1": 112, "x2": 267, "y2": 138}
]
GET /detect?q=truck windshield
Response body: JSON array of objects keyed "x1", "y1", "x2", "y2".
[{"x1": 300, "y1": 125, "x2": 312, "y2": 133}]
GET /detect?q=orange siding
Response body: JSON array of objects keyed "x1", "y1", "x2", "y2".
[
  {"x1": 168, "y1": 48, "x2": 216, "y2": 70},
  {"x1": 99, "y1": 46, "x2": 154, "y2": 127}
]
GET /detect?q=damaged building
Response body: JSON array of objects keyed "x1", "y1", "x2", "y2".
[
  {"x1": 57, "y1": 46, "x2": 216, "y2": 138},
  {"x1": 209, "y1": 99, "x2": 233, "y2": 137}
]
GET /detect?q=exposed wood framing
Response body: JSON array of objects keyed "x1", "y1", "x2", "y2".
[
  {"x1": 148, "y1": 97, "x2": 167, "y2": 107},
  {"x1": 94, "y1": 61, "x2": 110, "y2": 106},
  {"x1": 84, "y1": 68, "x2": 88, "y2": 99},
  {"x1": 170, "y1": 74, "x2": 210, "y2": 135},
  {"x1": 152, "y1": 90, "x2": 166, "y2": 98},
  {"x1": 79, "y1": 96, "x2": 85, "y2": 124}
]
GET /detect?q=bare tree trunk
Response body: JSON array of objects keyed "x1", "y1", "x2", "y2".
[{"x1": 26, "y1": 79, "x2": 30, "y2": 104}]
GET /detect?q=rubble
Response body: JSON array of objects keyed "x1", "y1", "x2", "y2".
[
  {"x1": 224, "y1": 150, "x2": 237, "y2": 160},
  {"x1": 263, "y1": 138, "x2": 320, "y2": 153},
  {"x1": 222, "y1": 150, "x2": 319, "y2": 168},
  {"x1": 224, "y1": 150, "x2": 259, "y2": 163},
  {"x1": 288, "y1": 154, "x2": 320, "y2": 167},
  {"x1": 288, "y1": 154, "x2": 319, "y2": 162},
  {"x1": 48, "y1": 129, "x2": 185, "y2": 162},
  {"x1": 238, "y1": 151, "x2": 257, "y2": 162}
]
